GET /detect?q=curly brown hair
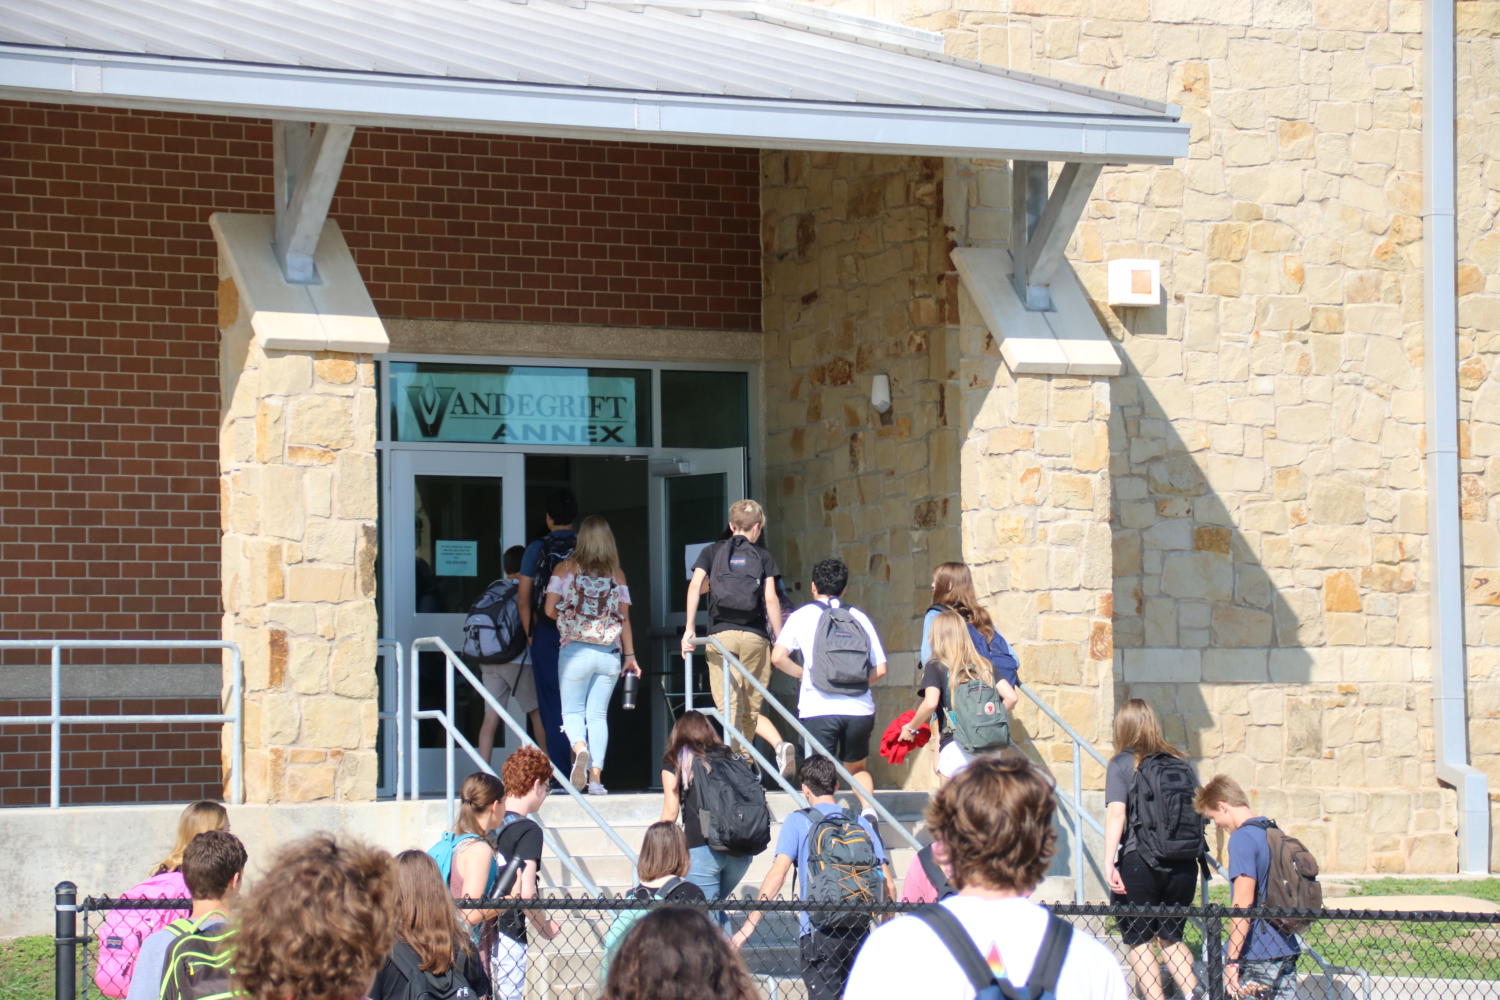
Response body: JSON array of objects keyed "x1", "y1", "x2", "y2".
[
  {"x1": 501, "y1": 745, "x2": 552, "y2": 798},
  {"x1": 924, "y1": 752, "x2": 1057, "y2": 894},
  {"x1": 602, "y1": 907, "x2": 760, "y2": 1000},
  {"x1": 234, "y1": 835, "x2": 397, "y2": 1000}
]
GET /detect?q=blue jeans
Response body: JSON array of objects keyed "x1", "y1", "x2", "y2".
[
  {"x1": 529, "y1": 623, "x2": 571, "y2": 774},
  {"x1": 558, "y1": 641, "x2": 620, "y2": 769},
  {"x1": 1240, "y1": 956, "x2": 1298, "y2": 1000},
  {"x1": 687, "y1": 845, "x2": 753, "y2": 901}
]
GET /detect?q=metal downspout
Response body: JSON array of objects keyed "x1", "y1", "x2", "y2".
[{"x1": 1423, "y1": 0, "x2": 1491, "y2": 874}]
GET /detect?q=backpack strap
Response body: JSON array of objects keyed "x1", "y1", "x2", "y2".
[
  {"x1": 655, "y1": 877, "x2": 686, "y2": 900},
  {"x1": 909, "y1": 905, "x2": 996, "y2": 995},
  {"x1": 1021, "y1": 914, "x2": 1073, "y2": 995},
  {"x1": 917, "y1": 844, "x2": 953, "y2": 899}
]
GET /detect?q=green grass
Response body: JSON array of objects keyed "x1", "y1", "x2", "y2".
[
  {"x1": 0, "y1": 936, "x2": 63, "y2": 1000},
  {"x1": 1344, "y1": 877, "x2": 1500, "y2": 905}
]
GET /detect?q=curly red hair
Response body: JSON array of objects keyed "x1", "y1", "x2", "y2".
[
  {"x1": 501, "y1": 745, "x2": 552, "y2": 798},
  {"x1": 234, "y1": 835, "x2": 396, "y2": 1000}
]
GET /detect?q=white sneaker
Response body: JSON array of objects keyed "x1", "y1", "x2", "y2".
[
  {"x1": 569, "y1": 749, "x2": 590, "y2": 790},
  {"x1": 586, "y1": 781, "x2": 609, "y2": 795},
  {"x1": 775, "y1": 741, "x2": 796, "y2": 779}
]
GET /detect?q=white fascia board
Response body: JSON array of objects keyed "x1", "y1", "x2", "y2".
[{"x1": 0, "y1": 47, "x2": 1190, "y2": 163}]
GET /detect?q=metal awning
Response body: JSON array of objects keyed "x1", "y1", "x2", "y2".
[{"x1": 0, "y1": 0, "x2": 1188, "y2": 162}]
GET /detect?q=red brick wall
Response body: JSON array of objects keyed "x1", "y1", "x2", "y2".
[
  {"x1": 0, "y1": 100, "x2": 761, "y2": 802},
  {"x1": 0, "y1": 697, "x2": 222, "y2": 806},
  {"x1": 0, "y1": 100, "x2": 761, "y2": 641}
]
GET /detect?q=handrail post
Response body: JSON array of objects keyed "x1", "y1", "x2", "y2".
[
  {"x1": 229, "y1": 644, "x2": 244, "y2": 805},
  {"x1": 1072, "y1": 747, "x2": 1084, "y2": 903},
  {"x1": 55, "y1": 881, "x2": 77, "y2": 1000},
  {"x1": 684, "y1": 651, "x2": 694, "y2": 710},
  {"x1": 444, "y1": 648, "x2": 456, "y2": 829},
  {"x1": 394, "y1": 642, "x2": 406, "y2": 802},
  {"x1": 50, "y1": 644, "x2": 62, "y2": 809},
  {"x1": 410, "y1": 640, "x2": 422, "y2": 801}
]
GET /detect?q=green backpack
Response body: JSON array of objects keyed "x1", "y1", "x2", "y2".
[
  {"x1": 159, "y1": 914, "x2": 237, "y2": 1000},
  {"x1": 947, "y1": 677, "x2": 1011, "y2": 754}
]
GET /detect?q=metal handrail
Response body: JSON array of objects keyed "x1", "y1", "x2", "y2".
[
  {"x1": 688, "y1": 636, "x2": 922, "y2": 854},
  {"x1": 409, "y1": 636, "x2": 638, "y2": 887},
  {"x1": 0, "y1": 640, "x2": 243, "y2": 807},
  {"x1": 375, "y1": 639, "x2": 405, "y2": 801}
]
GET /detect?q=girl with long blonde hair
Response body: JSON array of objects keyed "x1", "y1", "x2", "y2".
[
  {"x1": 544, "y1": 514, "x2": 640, "y2": 794},
  {"x1": 902, "y1": 610, "x2": 1018, "y2": 781},
  {"x1": 1103, "y1": 699, "x2": 1199, "y2": 1000}
]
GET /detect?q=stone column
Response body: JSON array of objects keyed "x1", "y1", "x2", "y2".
[{"x1": 213, "y1": 214, "x2": 387, "y2": 803}]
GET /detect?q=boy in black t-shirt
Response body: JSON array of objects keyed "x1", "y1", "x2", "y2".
[
  {"x1": 491, "y1": 746, "x2": 559, "y2": 1000},
  {"x1": 680, "y1": 499, "x2": 792, "y2": 775}
]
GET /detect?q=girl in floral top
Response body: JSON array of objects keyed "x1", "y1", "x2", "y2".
[{"x1": 544, "y1": 514, "x2": 640, "y2": 794}]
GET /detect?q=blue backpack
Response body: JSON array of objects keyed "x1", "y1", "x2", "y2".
[
  {"x1": 428, "y1": 832, "x2": 496, "y2": 896},
  {"x1": 912, "y1": 905, "x2": 1072, "y2": 1000}
]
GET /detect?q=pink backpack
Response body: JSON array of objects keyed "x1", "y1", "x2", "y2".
[
  {"x1": 558, "y1": 573, "x2": 623, "y2": 647},
  {"x1": 94, "y1": 869, "x2": 190, "y2": 998}
]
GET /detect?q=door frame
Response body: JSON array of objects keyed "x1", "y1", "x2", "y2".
[{"x1": 381, "y1": 448, "x2": 526, "y2": 796}]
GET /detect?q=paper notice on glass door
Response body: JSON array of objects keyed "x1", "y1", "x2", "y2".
[{"x1": 435, "y1": 540, "x2": 477, "y2": 576}]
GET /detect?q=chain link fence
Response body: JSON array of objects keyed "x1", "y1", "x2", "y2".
[{"x1": 55, "y1": 884, "x2": 1499, "y2": 1000}]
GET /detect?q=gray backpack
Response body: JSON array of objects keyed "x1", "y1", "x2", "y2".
[
  {"x1": 947, "y1": 677, "x2": 1011, "y2": 753},
  {"x1": 802, "y1": 808, "x2": 883, "y2": 929},
  {"x1": 809, "y1": 603, "x2": 873, "y2": 696}
]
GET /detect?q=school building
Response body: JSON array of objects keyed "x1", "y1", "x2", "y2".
[{"x1": 1, "y1": 0, "x2": 1496, "y2": 875}]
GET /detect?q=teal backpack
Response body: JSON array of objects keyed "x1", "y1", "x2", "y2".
[{"x1": 947, "y1": 676, "x2": 1011, "y2": 753}]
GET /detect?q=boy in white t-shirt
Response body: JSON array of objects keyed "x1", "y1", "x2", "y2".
[
  {"x1": 770, "y1": 557, "x2": 887, "y2": 810},
  {"x1": 845, "y1": 754, "x2": 1130, "y2": 1000}
]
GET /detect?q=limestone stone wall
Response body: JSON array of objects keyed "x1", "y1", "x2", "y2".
[
  {"x1": 760, "y1": 151, "x2": 958, "y2": 786},
  {"x1": 800, "y1": 0, "x2": 1500, "y2": 870},
  {"x1": 218, "y1": 278, "x2": 381, "y2": 802}
]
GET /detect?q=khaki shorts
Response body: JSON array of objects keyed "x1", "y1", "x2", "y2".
[
  {"x1": 482, "y1": 660, "x2": 539, "y2": 715},
  {"x1": 705, "y1": 628, "x2": 775, "y2": 745}
]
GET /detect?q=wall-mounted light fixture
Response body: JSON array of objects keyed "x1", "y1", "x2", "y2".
[
  {"x1": 870, "y1": 373, "x2": 892, "y2": 414},
  {"x1": 1107, "y1": 258, "x2": 1162, "y2": 306}
]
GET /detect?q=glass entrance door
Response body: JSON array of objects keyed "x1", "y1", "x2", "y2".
[
  {"x1": 386, "y1": 449, "x2": 526, "y2": 795},
  {"x1": 648, "y1": 449, "x2": 747, "y2": 768}
]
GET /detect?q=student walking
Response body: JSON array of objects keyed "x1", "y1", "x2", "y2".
[
  {"x1": 368, "y1": 851, "x2": 492, "y2": 1000},
  {"x1": 491, "y1": 748, "x2": 562, "y2": 999},
  {"x1": 129, "y1": 831, "x2": 246, "y2": 1000},
  {"x1": 770, "y1": 557, "x2": 888, "y2": 809},
  {"x1": 1195, "y1": 775, "x2": 1304, "y2": 1000},
  {"x1": 659, "y1": 710, "x2": 758, "y2": 905},
  {"x1": 845, "y1": 754, "x2": 1129, "y2": 1000},
  {"x1": 918, "y1": 562, "x2": 1018, "y2": 685},
  {"x1": 732, "y1": 756, "x2": 894, "y2": 1000},
  {"x1": 544, "y1": 513, "x2": 640, "y2": 794},
  {"x1": 902, "y1": 609, "x2": 1018, "y2": 781},
  {"x1": 517, "y1": 488, "x2": 579, "y2": 774},
  {"x1": 601, "y1": 822, "x2": 707, "y2": 979},
  {"x1": 603, "y1": 907, "x2": 762, "y2": 1000},
  {"x1": 680, "y1": 499, "x2": 792, "y2": 774},
  {"x1": 1104, "y1": 699, "x2": 1204, "y2": 1000},
  {"x1": 234, "y1": 835, "x2": 397, "y2": 1000},
  {"x1": 94, "y1": 800, "x2": 230, "y2": 999},
  {"x1": 468, "y1": 544, "x2": 544, "y2": 765}
]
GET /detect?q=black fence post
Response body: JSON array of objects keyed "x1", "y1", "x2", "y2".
[
  {"x1": 1202, "y1": 904, "x2": 1225, "y2": 1000},
  {"x1": 55, "y1": 880, "x2": 78, "y2": 1000}
]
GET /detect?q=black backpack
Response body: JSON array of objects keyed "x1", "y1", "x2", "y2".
[
  {"x1": 690, "y1": 748, "x2": 772, "y2": 856},
  {"x1": 917, "y1": 843, "x2": 957, "y2": 901},
  {"x1": 913, "y1": 904, "x2": 1073, "y2": 1000},
  {"x1": 1245, "y1": 818, "x2": 1323, "y2": 934},
  {"x1": 461, "y1": 578, "x2": 526, "y2": 664},
  {"x1": 708, "y1": 536, "x2": 766, "y2": 625},
  {"x1": 527, "y1": 532, "x2": 575, "y2": 620},
  {"x1": 385, "y1": 939, "x2": 485, "y2": 1000},
  {"x1": 158, "y1": 918, "x2": 235, "y2": 1000},
  {"x1": 1128, "y1": 753, "x2": 1207, "y2": 867},
  {"x1": 809, "y1": 603, "x2": 873, "y2": 696}
]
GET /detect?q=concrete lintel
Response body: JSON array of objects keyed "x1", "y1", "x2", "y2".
[
  {"x1": 953, "y1": 246, "x2": 1122, "y2": 377},
  {"x1": 210, "y1": 213, "x2": 388, "y2": 354}
]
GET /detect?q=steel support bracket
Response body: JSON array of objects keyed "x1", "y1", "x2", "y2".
[
  {"x1": 1009, "y1": 159, "x2": 1102, "y2": 312},
  {"x1": 273, "y1": 121, "x2": 355, "y2": 284}
]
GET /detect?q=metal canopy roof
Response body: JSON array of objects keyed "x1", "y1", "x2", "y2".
[{"x1": 0, "y1": 0, "x2": 1188, "y2": 162}]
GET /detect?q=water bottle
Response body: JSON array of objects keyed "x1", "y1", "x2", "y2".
[{"x1": 621, "y1": 670, "x2": 639, "y2": 710}]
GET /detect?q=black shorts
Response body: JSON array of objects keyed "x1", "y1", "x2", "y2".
[
  {"x1": 799, "y1": 928, "x2": 865, "y2": 1000},
  {"x1": 1112, "y1": 851, "x2": 1198, "y2": 946},
  {"x1": 801, "y1": 714, "x2": 875, "y2": 764}
]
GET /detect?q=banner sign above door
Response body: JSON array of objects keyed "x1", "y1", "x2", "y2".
[{"x1": 390, "y1": 363, "x2": 649, "y2": 446}]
